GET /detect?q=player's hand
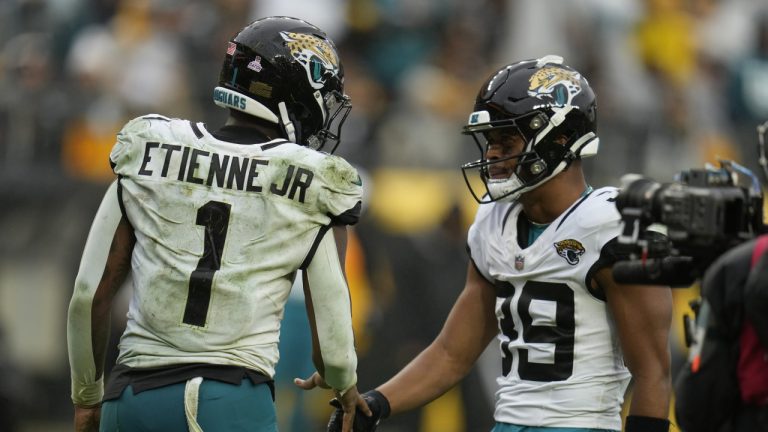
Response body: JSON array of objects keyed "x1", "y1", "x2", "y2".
[
  {"x1": 74, "y1": 404, "x2": 101, "y2": 432},
  {"x1": 328, "y1": 385, "x2": 372, "y2": 432},
  {"x1": 294, "y1": 371, "x2": 331, "y2": 390},
  {"x1": 327, "y1": 390, "x2": 390, "y2": 432},
  {"x1": 295, "y1": 373, "x2": 374, "y2": 432}
]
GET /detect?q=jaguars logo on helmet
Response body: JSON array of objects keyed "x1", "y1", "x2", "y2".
[
  {"x1": 280, "y1": 31, "x2": 340, "y2": 90},
  {"x1": 528, "y1": 66, "x2": 583, "y2": 107}
]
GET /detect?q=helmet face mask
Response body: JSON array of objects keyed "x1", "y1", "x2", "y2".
[
  {"x1": 461, "y1": 55, "x2": 599, "y2": 203},
  {"x1": 215, "y1": 16, "x2": 352, "y2": 152},
  {"x1": 307, "y1": 90, "x2": 351, "y2": 153}
]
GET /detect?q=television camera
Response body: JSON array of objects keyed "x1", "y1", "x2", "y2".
[{"x1": 612, "y1": 123, "x2": 768, "y2": 287}]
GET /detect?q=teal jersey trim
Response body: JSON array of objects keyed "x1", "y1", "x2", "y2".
[
  {"x1": 527, "y1": 185, "x2": 592, "y2": 245},
  {"x1": 492, "y1": 423, "x2": 617, "y2": 432}
]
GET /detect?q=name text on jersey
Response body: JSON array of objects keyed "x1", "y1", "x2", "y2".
[{"x1": 137, "y1": 141, "x2": 314, "y2": 202}]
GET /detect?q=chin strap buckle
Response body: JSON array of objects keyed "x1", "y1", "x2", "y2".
[{"x1": 278, "y1": 102, "x2": 296, "y2": 142}]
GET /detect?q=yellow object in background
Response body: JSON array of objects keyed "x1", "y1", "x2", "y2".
[
  {"x1": 61, "y1": 119, "x2": 122, "y2": 182},
  {"x1": 368, "y1": 168, "x2": 480, "y2": 235},
  {"x1": 421, "y1": 387, "x2": 465, "y2": 432},
  {"x1": 634, "y1": 0, "x2": 696, "y2": 86}
]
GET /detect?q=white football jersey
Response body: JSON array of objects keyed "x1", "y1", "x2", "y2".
[
  {"x1": 468, "y1": 187, "x2": 631, "y2": 431},
  {"x1": 109, "y1": 115, "x2": 362, "y2": 378}
]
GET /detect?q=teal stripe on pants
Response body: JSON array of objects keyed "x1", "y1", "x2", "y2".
[
  {"x1": 492, "y1": 423, "x2": 618, "y2": 432},
  {"x1": 100, "y1": 378, "x2": 276, "y2": 431}
]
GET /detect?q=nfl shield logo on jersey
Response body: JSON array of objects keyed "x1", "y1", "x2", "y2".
[{"x1": 514, "y1": 254, "x2": 525, "y2": 271}]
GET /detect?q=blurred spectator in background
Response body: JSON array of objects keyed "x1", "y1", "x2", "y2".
[
  {"x1": 0, "y1": 31, "x2": 69, "y2": 173},
  {"x1": 62, "y1": 0, "x2": 197, "y2": 181},
  {"x1": 728, "y1": 9, "x2": 768, "y2": 171},
  {"x1": 729, "y1": 11, "x2": 768, "y2": 124},
  {"x1": 633, "y1": 0, "x2": 702, "y2": 179},
  {"x1": 0, "y1": 328, "x2": 24, "y2": 431},
  {"x1": 1, "y1": 1, "x2": 767, "y2": 430}
]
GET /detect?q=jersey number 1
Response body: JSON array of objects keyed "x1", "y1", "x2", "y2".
[{"x1": 183, "y1": 200, "x2": 231, "y2": 327}]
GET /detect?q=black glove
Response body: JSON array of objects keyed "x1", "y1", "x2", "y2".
[{"x1": 327, "y1": 390, "x2": 391, "y2": 432}]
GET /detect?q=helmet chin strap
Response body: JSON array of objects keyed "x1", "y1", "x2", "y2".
[
  {"x1": 492, "y1": 131, "x2": 599, "y2": 202},
  {"x1": 573, "y1": 132, "x2": 599, "y2": 158},
  {"x1": 545, "y1": 132, "x2": 599, "y2": 182},
  {"x1": 527, "y1": 105, "x2": 574, "y2": 152},
  {"x1": 278, "y1": 102, "x2": 297, "y2": 143}
]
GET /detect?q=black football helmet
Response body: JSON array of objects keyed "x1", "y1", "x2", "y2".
[
  {"x1": 461, "y1": 55, "x2": 599, "y2": 203},
  {"x1": 215, "y1": 16, "x2": 351, "y2": 152}
]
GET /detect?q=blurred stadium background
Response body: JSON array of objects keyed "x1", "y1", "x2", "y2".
[{"x1": 1, "y1": 0, "x2": 767, "y2": 430}]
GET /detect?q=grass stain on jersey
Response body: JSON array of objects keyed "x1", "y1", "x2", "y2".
[{"x1": 320, "y1": 155, "x2": 360, "y2": 190}]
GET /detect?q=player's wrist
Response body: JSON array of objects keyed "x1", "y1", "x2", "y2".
[
  {"x1": 74, "y1": 402, "x2": 102, "y2": 409},
  {"x1": 334, "y1": 381, "x2": 357, "y2": 398},
  {"x1": 362, "y1": 389, "x2": 391, "y2": 420},
  {"x1": 625, "y1": 415, "x2": 670, "y2": 432}
]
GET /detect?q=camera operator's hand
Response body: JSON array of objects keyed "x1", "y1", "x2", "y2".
[{"x1": 328, "y1": 390, "x2": 390, "y2": 432}]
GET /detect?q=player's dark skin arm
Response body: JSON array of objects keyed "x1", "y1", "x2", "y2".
[
  {"x1": 596, "y1": 267, "x2": 673, "y2": 420},
  {"x1": 91, "y1": 217, "x2": 135, "y2": 377},
  {"x1": 303, "y1": 270, "x2": 325, "y2": 373},
  {"x1": 74, "y1": 216, "x2": 135, "y2": 432},
  {"x1": 375, "y1": 261, "x2": 498, "y2": 414}
]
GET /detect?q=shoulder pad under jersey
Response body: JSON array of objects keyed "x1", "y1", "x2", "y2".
[
  {"x1": 576, "y1": 187, "x2": 621, "y2": 230},
  {"x1": 316, "y1": 154, "x2": 363, "y2": 225},
  {"x1": 110, "y1": 114, "x2": 174, "y2": 173}
]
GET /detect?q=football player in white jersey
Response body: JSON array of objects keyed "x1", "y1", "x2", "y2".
[
  {"x1": 324, "y1": 56, "x2": 673, "y2": 432},
  {"x1": 67, "y1": 16, "x2": 370, "y2": 432}
]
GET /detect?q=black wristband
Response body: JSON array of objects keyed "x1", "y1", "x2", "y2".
[
  {"x1": 625, "y1": 415, "x2": 670, "y2": 432},
  {"x1": 363, "y1": 390, "x2": 391, "y2": 420}
]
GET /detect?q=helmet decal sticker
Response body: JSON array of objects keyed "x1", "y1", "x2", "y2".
[
  {"x1": 280, "y1": 31, "x2": 339, "y2": 90},
  {"x1": 247, "y1": 56, "x2": 263, "y2": 72},
  {"x1": 528, "y1": 66, "x2": 582, "y2": 107},
  {"x1": 248, "y1": 81, "x2": 272, "y2": 98},
  {"x1": 553, "y1": 239, "x2": 586, "y2": 265},
  {"x1": 467, "y1": 110, "x2": 490, "y2": 126},
  {"x1": 226, "y1": 41, "x2": 237, "y2": 56}
]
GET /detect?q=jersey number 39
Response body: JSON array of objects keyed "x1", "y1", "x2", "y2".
[{"x1": 498, "y1": 281, "x2": 575, "y2": 381}]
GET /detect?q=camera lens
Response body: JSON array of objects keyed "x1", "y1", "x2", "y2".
[{"x1": 615, "y1": 178, "x2": 662, "y2": 221}]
